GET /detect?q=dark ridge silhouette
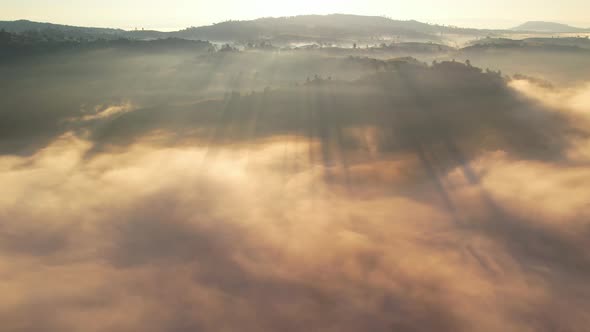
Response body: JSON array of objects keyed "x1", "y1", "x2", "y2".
[
  {"x1": 464, "y1": 36, "x2": 590, "y2": 51},
  {"x1": 0, "y1": 14, "x2": 502, "y2": 45},
  {"x1": 0, "y1": 19, "x2": 125, "y2": 35},
  {"x1": 173, "y1": 14, "x2": 464, "y2": 42},
  {"x1": 0, "y1": 30, "x2": 212, "y2": 59}
]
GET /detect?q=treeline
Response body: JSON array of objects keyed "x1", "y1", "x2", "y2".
[
  {"x1": 0, "y1": 30, "x2": 212, "y2": 59},
  {"x1": 463, "y1": 36, "x2": 590, "y2": 52}
]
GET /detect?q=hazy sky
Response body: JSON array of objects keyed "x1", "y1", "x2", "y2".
[{"x1": 1, "y1": 0, "x2": 589, "y2": 30}]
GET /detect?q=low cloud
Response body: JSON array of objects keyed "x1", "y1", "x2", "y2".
[
  {"x1": 1, "y1": 122, "x2": 590, "y2": 331},
  {"x1": 77, "y1": 102, "x2": 136, "y2": 121},
  {"x1": 510, "y1": 78, "x2": 590, "y2": 116}
]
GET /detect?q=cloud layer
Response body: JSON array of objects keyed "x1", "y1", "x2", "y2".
[{"x1": 1, "y1": 54, "x2": 590, "y2": 331}]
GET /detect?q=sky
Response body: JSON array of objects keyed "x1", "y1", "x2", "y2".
[{"x1": 1, "y1": 0, "x2": 589, "y2": 31}]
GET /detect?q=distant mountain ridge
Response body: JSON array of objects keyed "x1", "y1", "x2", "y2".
[
  {"x1": 511, "y1": 21, "x2": 589, "y2": 33},
  {"x1": 0, "y1": 19, "x2": 124, "y2": 35},
  {"x1": 0, "y1": 14, "x2": 492, "y2": 43},
  {"x1": 4, "y1": 16, "x2": 589, "y2": 45},
  {"x1": 172, "y1": 14, "x2": 489, "y2": 41},
  {"x1": 0, "y1": 19, "x2": 169, "y2": 40}
]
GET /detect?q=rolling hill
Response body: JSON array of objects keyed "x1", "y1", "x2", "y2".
[
  {"x1": 172, "y1": 14, "x2": 490, "y2": 42},
  {"x1": 0, "y1": 14, "x2": 490, "y2": 43},
  {"x1": 511, "y1": 21, "x2": 589, "y2": 33}
]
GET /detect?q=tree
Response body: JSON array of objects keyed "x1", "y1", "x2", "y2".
[
  {"x1": 219, "y1": 44, "x2": 237, "y2": 52},
  {"x1": 0, "y1": 29, "x2": 11, "y2": 44}
]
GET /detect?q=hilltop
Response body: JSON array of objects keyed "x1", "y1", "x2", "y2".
[
  {"x1": 172, "y1": 14, "x2": 485, "y2": 42},
  {"x1": 511, "y1": 21, "x2": 589, "y2": 33}
]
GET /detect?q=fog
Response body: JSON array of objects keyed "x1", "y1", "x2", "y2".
[{"x1": 1, "y1": 41, "x2": 590, "y2": 332}]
